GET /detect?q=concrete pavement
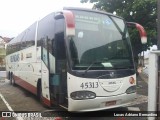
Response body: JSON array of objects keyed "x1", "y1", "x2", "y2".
[{"x1": 134, "y1": 72, "x2": 148, "y2": 112}]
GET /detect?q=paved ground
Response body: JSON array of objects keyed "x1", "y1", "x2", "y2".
[{"x1": 131, "y1": 74, "x2": 148, "y2": 111}]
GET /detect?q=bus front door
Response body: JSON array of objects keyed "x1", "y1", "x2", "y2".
[
  {"x1": 41, "y1": 36, "x2": 51, "y2": 107},
  {"x1": 51, "y1": 17, "x2": 68, "y2": 108}
]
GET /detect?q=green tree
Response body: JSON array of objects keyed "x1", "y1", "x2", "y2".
[{"x1": 81, "y1": 0, "x2": 157, "y2": 65}]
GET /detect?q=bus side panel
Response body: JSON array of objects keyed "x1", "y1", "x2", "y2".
[
  {"x1": 6, "y1": 46, "x2": 41, "y2": 95},
  {"x1": 16, "y1": 47, "x2": 39, "y2": 88},
  {"x1": 41, "y1": 61, "x2": 51, "y2": 106}
]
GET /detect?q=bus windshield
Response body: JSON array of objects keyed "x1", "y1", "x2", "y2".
[{"x1": 69, "y1": 10, "x2": 134, "y2": 70}]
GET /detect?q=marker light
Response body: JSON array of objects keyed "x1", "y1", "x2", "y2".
[
  {"x1": 70, "y1": 91, "x2": 96, "y2": 100},
  {"x1": 129, "y1": 77, "x2": 135, "y2": 84}
]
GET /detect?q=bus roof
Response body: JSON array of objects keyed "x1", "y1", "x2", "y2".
[
  {"x1": 7, "y1": 7, "x2": 124, "y2": 46},
  {"x1": 63, "y1": 7, "x2": 123, "y2": 19}
]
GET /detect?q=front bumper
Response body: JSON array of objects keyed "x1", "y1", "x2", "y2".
[{"x1": 68, "y1": 93, "x2": 136, "y2": 112}]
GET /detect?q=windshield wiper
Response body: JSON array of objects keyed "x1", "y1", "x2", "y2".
[
  {"x1": 84, "y1": 61, "x2": 102, "y2": 75},
  {"x1": 83, "y1": 58, "x2": 113, "y2": 75}
]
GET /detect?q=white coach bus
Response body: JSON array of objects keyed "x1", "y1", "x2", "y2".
[{"x1": 6, "y1": 7, "x2": 147, "y2": 112}]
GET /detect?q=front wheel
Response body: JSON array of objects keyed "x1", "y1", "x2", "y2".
[
  {"x1": 37, "y1": 82, "x2": 47, "y2": 107},
  {"x1": 38, "y1": 84, "x2": 43, "y2": 102}
]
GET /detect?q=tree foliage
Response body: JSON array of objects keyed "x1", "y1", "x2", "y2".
[{"x1": 81, "y1": 0, "x2": 157, "y2": 64}]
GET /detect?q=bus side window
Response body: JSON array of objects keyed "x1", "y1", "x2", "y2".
[
  {"x1": 25, "y1": 23, "x2": 36, "y2": 48},
  {"x1": 21, "y1": 31, "x2": 27, "y2": 49},
  {"x1": 54, "y1": 18, "x2": 66, "y2": 61},
  {"x1": 54, "y1": 18, "x2": 67, "y2": 76},
  {"x1": 55, "y1": 32, "x2": 66, "y2": 60}
]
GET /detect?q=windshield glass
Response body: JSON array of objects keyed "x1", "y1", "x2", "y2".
[{"x1": 69, "y1": 10, "x2": 134, "y2": 70}]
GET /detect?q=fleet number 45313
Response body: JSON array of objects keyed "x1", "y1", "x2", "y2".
[{"x1": 80, "y1": 82, "x2": 99, "y2": 89}]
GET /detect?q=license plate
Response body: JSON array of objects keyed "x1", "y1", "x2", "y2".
[{"x1": 105, "y1": 100, "x2": 116, "y2": 106}]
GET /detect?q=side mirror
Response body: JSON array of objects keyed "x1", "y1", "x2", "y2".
[
  {"x1": 63, "y1": 10, "x2": 75, "y2": 37},
  {"x1": 127, "y1": 22, "x2": 147, "y2": 44}
]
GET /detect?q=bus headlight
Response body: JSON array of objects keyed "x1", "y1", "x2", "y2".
[
  {"x1": 70, "y1": 91, "x2": 96, "y2": 100},
  {"x1": 126, "y1": 85, "x2": 136, "y2": 94}
]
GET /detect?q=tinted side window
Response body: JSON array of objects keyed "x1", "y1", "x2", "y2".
[
  {"x1": 7, "y1": 22, "x2": 36, "y2": 55},
  {"x1": 7, "y1": 33, "x2": 22, "y2": 55},
  {"x1": 21, "y1": 22, "x2": 36, "y2": 49},
  {"x1": 55, "y1": 19, "x2": 65, "y2": 60},
  {"x1": 37, "y1": 13, "x2": 55, "y2": 54},
  {"x1": 25, "y1": 22, "x2": 36, "y2": 47},
  {"x1": 55, "y1": 32, "x2": 65, "y2": 60},
  {"x1": 21, "y1": 31, "x2": 27, "y2": 50}
]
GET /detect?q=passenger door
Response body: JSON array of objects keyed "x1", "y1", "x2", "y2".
[
  {"x1": 53, "y1": 16, "x2": 67, "y2": 105},
  {"x1": 41, "y1": 36, "x2": 51, "y2": 106}
]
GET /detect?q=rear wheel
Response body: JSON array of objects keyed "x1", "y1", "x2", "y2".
[
  {"x1": 10, "y1": 73, "x2": 16, "y2": 86},
  {"x1": 8, "y1": 71, "x2": 10, "y2": 80},
  {"x1": 8, "y1": 72, "x2": 12, "y2": 84}
]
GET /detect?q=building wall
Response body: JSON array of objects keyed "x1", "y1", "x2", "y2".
[{"x1": 144, "y1": 58, "x2": 149, "y2": 65}]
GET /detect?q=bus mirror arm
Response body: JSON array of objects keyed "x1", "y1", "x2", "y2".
[{"x1": 127, "y1": 22, "x2": 147, "y2": 44}]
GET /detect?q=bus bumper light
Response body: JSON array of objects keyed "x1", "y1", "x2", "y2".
[
  {"x1": 70, "y1": 91, "x2": 96, "y2": 100},
  {"x1": 126, "y1": 85, "x2": 136, "y2": 94}
]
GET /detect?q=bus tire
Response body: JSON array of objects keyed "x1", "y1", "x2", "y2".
[
  {"x1": 10, "y1": 72, "x2": 13, "y2": 84},
  {"x1": 37, "y1": 80, "x2": 43, "y2": 104},
  {"x1": 7, "y1": 71, "x2": 9, "y2": 80},
  {"x1": 11, "y1": 73, "x2": 16, "y2": 86},
  {"x1": 37, "y1": 81, "x2": 46, "y2": 107},
  {"x1": 8, "y1": 72, "x2": 12, "y2": 84}
]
